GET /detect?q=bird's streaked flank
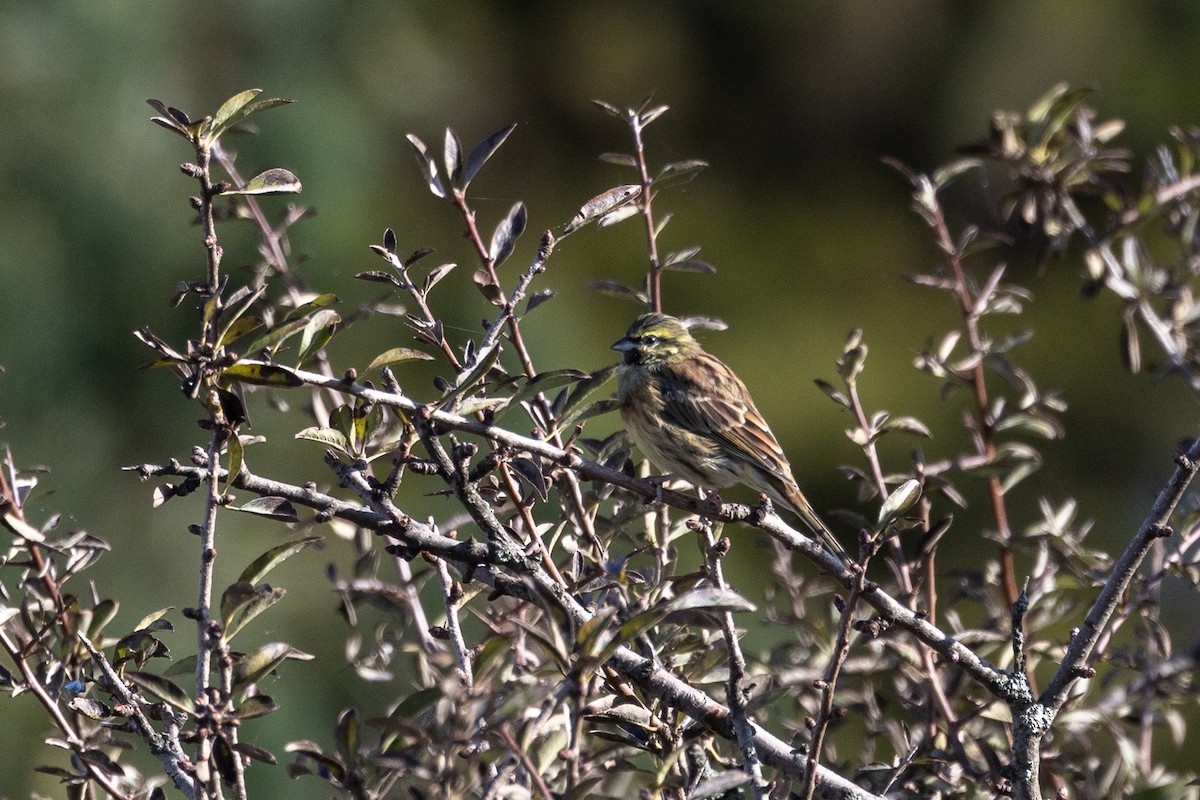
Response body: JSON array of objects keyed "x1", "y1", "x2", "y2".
[{"x1": 613, "y1": 313, "x2": 849, "y2": 561}]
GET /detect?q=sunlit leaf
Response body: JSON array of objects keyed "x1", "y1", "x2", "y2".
[
  {"x1": 125, "y1": 671, "x2": 194, "y2": 715},
  {"x1": 423, "y1": 262, "x2": 457, "y2": 293},
  {"x1": 239, "y1": 537, "x2": 323, "y2": 586},
  {"x1": 335, "y1": 708, "x2": 360, "y2": 768},
  {"x1": 406, "y1": 133, "x2": 446, "y2": 198},
  {"x1": 222, "y1": 363, "x2": 303, "y2": 388},
  {"x1": 564, "y1": 185, "x2": 641, "y2": 235},
  {"x1": 132, "y1": 607, "x2": 175, "y2": 634},
  {"x1": 202, "y1": 89, "x2": 294, "y2": 145},
  {"x1": 366, "y1": 347, "x2": 434, "y2": 373},
  {"x1": 236, "y1": 695, "x2": 279, "y2": 720},
  {"x1": 220, "y1": 168, "x2": 302, "y2": 196},
  {"x1": 878, "y1": 479, "x2": 922, "y2": 526},
  {"x1": 443, "y1": 127, "x2": 463, "y2": 185},
  {"x1": 222, "y1": 582, "x2": 287, "y2": 642},
  {"x1": 295, "y1": 308, "x2": 340, "y2": 368},
  {"x1": 295, "y1": 426, "x2": 351, "y2": 454},
  {"x1": 505, "y1": 369, "x2": 589, "y2": 411},
  {"x1": 218, "y1": 317, "x2": 265, "y2": 349},
  {"x1": 665, "y1": 587, "x2": 756, "y2": 614},
  {"x1": 224, "y1": 434, "x2": 244, "y2": 492},
  {"x1": 233, "y1": 496, "x2": 299, "y2": 522},
  {"x1": 234, "y1": 642, "x2": 313, "y2": 691}
]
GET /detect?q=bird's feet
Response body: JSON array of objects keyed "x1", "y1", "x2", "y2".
[
  {"x1": 697, "y1": 488, "x2": 728, "y2": 517},
  {"x1": 640, "y1": 473, "x2": 672, "y2": 507}
]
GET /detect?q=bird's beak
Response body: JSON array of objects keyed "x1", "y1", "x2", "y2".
[{"x1": 611, "y1": 336, "x2": 636, "y2": 353}]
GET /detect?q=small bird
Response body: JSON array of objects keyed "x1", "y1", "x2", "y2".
[{"x1": 612, "y1": 313, "x2": 848, "y2": 561}]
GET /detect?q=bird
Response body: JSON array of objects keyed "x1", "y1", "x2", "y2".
[{"x1": 612, "y1": 312, "x2": 848, "y2": 562}]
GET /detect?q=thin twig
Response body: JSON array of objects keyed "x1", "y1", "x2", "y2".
[
  {"x1": 0, "y1": 629, "x2": 135, "y2": 800},
  {"x1": 434, "y1": 556, "x2": 473, "y2": 686},
  {"x1": 127, "y1": 458, "x2": 879, "y2": 796},
  {"x1": 76, "y1": 633, "x2": 196, "y2": 798},
  {"x1": 799, "y1": 572, "x2": 864, "y2": 800},
  {"x1": 697, "y1": 521, "x2": 766, "y2": 797}
]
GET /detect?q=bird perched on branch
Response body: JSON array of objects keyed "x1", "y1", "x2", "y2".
[{"x1": 612, "y1": 312, "x2": 848, "y2": 562}]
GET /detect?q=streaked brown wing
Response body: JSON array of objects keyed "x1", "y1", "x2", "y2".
[{"x1": 657, "y1": 352, "x2": 794, "y2": 483}]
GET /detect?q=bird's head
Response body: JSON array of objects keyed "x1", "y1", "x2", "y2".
[{"x1": 611, "y1": 313, "x2": 701, "y2": 366}]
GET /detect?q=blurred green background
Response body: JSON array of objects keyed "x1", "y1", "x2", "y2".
[{"x1": 3, "y1": 2, "x2": 1199, "y2": 796}]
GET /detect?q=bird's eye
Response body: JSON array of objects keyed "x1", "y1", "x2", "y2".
[{"x1": 641, "y1": 335, "x2": 658, "y2": 345}]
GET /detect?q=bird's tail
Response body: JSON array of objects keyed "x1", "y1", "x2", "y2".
[{"x1": 779, "y1": 482, "x2": 850, "y2": 563}]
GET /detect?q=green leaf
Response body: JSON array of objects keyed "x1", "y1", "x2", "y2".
[
  {"x1": 215, "y1": 286, "x2": 266, "y2": 347},
  {"x1": 222, "y1": 362, "x2": 304, "y2": 388},
  {"x1": 877, "y1": 479, "x2": 922, "y2": 527},
  {"x1": 423, "y1": 262, "x2": 457, "y2": 293},
  {"x1": 234, "y1": 642, "x2": 313, "y2": 692},
  {"x1": 218, "y1": 317, "x2": 265, "y2": 349},
  {"x1": 664, "y1": 587, "x2": 756, "y2": 614},
  {"x1": 224, "y1": 434, "x2": 244, "y2": 492},
  {"x1": 352, "y1": 398, "x2": 382, "y2": 455},
  {"x1": 125, "y1": 671, "x2": 195, "y2": 715},
  {"x1": 235, "y1": 695, "x2": 279, "y2": 720},
  {"x1": 390, "y1": 686, "x2": 444, "y2": 721},
  {"x1": 220, "y1": 582, "x2": 259, "y2": 629},
  {"x1": 327, "y1": 404, "x2": 353, "y2": 442},
  {"x1": 233, "y1": 496, "x2": 299, "y2": 522},
  {"x1": 335, "y1": 708, "x2": 360, "y2": 768},
  {"x1": 239, "y1": 537, "x2": 323, "y2": 586},
  {"x1": 295, "y1": 426, "x2": 351, "y2": 454},
  {"x1": 131, "y1": 607, "x2": 175, "y2": 633},
  {"x1": 202, "y1": 89, "x2": 295, "y2": 146},
  {"x1": 550, "y1": 365, "x2": 618, "y2": 432},
  {"x1": 504, "y1": 369, "x2": 589, "y2": 412},
  {"x1": 283, "y1": 293, "x2": 341, "y2": 323},
  {"x1": 838, "y1": 343, "x2": 868, "y2": 382},
  {"x1": 366, "y1": 347, "x2": 434, "y2": 372},
  {"x1": 597, "y1": 204, "x2": 640, "y2": 228},
  {"x1": 208, "y1": 89, "x2": 264, "y2": 136},
  {"x1": 222, "y1": 583, "x2": 287, "y2": 642},
  {"x1": 591, "y1": 98, "x2": 625, "y2": 119},
  {"x1": 85, "y1": 599, "x2": 120, "y2": 640},
  {"x1": 220, "y1": 167, "x2": 303, "y2": 196},
  {"x1": 243, "y1": 318, "x2": 310, "y2": 356},
  {"x1": 139, "y1": 357, "x2": 189, "y2": 370},
  {"x1": 616, "y1": 606, "x2": 670, "y2": 644},
  {"x1": 295, "y1": 308, "x2": 340, "y2": 367},
  {"x1": 813, "y1": 378, "x2": 850, "y2": 409},
  {"x1": 112, "y1": 631, "x2": 167, "y2": 668}
]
